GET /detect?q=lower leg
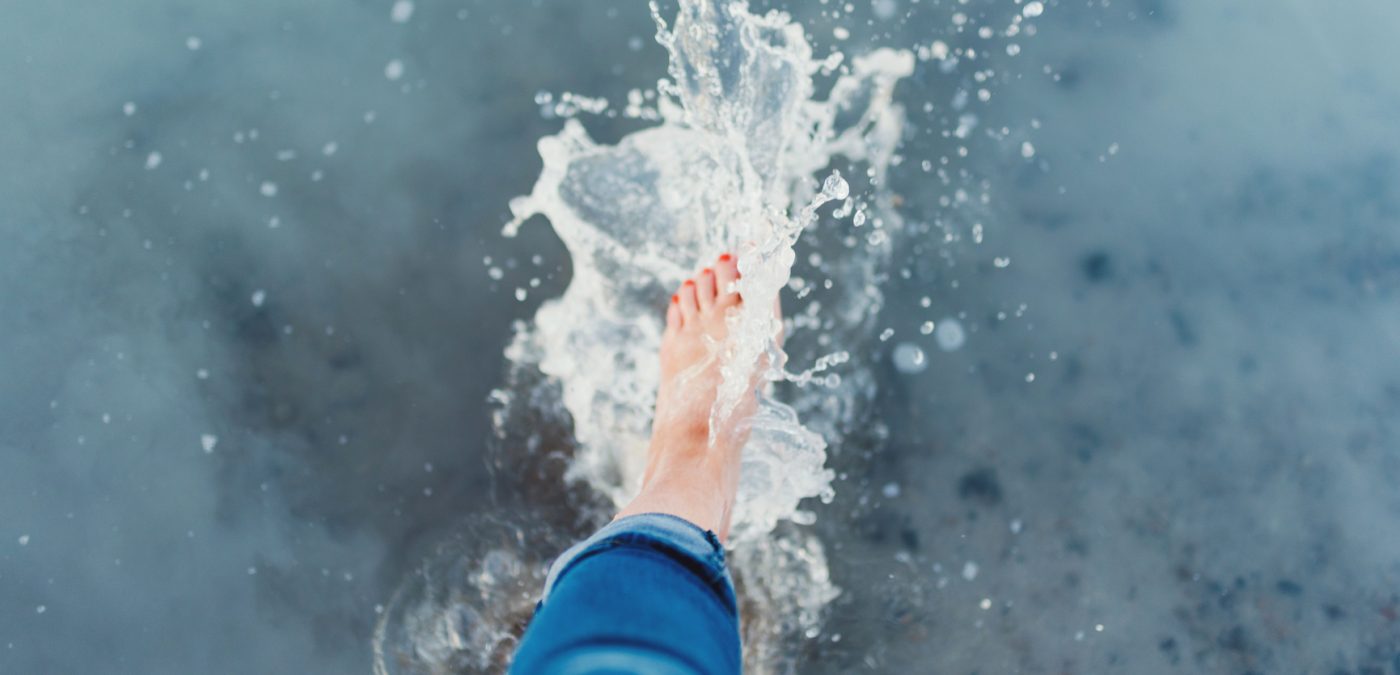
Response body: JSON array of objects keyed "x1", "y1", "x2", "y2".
[{"x1": 615, "y1": 252, "x2": 761, "y2": 542}]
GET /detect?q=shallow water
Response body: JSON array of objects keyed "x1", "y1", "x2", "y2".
[{"x1": 4, "y1": 0, "x2": 1400, "y2": 673}]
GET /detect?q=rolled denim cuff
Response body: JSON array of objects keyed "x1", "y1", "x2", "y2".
[{"x1": 541, "y1": 513, "x2": 733, "y2": 608}]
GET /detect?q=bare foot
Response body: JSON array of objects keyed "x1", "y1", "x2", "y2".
[{"x1": 615, "y1": 253, "x2": 762, "y2": 542}]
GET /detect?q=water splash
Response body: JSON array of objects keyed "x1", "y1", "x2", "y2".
[
  {"x1": 504, "y1": 0, "x2": 911, "y2": 543},
  {"x1": 373, "y1": 517, "x2": 574, "y2": 675},
  {"x1": 376, "y1": 1, "x2": 912, "y2": 671}
]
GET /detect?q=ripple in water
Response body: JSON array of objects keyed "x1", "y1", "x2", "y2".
[{"x1": 375, "y1": 1, "x2": 913, "y2": 672}]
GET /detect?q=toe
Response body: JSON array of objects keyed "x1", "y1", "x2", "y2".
[
  {"x1": 667, "y1": 294, "x2": 682, "y2": 330},
  {"x1": 695, "y1": 267, "x2": 716, "y2": 310},
  {"x1": 678, "y1": 279, "x2": 699, "y2": 323},
  {"x1": 715, "y1": 253, "x2": 740, "y2": 306}
]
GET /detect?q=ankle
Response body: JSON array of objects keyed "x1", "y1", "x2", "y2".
[
  {"x1": 651, "y1": 412, "x2": 711, "y2": 446},
  {"x1": 616, "y1": 478, "x2": 728, "y2": 538},
  {"x1": 645, "y1": 431, "x2": 712, "y2": 471}
]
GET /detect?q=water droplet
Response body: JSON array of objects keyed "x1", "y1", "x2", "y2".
[
  {"x1": 954, "y1": 113, "x2": 978, "y2": 138},
  {"x1": 892, "y1": 342, "x2": 927, "y2": 374},
  {"x1": 390, "y1": 0, "x2": 414, "y2": 23},
  {"x1": 385, "y1": 59, "x2": 405, "y2": 81},
  {"x1": 822, "y1": 172, "x2": 849, "y2": 200},
  {"x1": 935, "y1": 318, "x2": 966, "y2": 351},
  {"x1": 200, "y1": 434, "x2": 218, "y2": 453},
  {"x1": 1023, "y1": 1, "x2": 1045, "y2": 18}
]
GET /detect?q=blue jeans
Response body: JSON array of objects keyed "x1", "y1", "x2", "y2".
[{"x1": 510, "y1": 514, "x2": 742, "y2": 674}]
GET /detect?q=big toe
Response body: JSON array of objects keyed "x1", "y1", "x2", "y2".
[{"x1": 715, "y1": 253, "x2": 740, "y2": 307}]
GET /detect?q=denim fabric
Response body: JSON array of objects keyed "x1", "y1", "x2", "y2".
[{"x1": 509, "y1": 514, "x2": 741, "y2": 675}]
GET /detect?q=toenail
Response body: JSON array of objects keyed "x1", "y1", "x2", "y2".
[
  {"x1": 671, "y1": 294, "x2": 679, "y2": 303},
  {"x1": 684, "y1": 280, "x2": 695, "y2": 286},
  {"x1": 703, "y1": 268, "x2": 713, "y2": 275},
  {"x1": 719, "y1": 253, "x2": 732, "y2": 261}
]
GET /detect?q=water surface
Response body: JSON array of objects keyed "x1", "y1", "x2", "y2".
[{"x1": 3, "y1": 1, "x2": 1400, "y2": 673}]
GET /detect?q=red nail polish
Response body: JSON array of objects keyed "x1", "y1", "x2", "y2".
[
  {"x1": 684, "y1": 280, "x2": 694, "y2": 285},
  {"x1": 719, "y1": 253, "x2": 732, "y2": 262},
  {"x1": 703, "y1": 268, "x2": 713, "y2": 275},
  {"x1": 671, "y1": 294, "x2": 679, "y2": 303}
]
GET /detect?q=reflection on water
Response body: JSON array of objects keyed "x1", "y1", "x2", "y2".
[{"x1": 4, "y1": 0, "x2": 1400, "y2": 673}]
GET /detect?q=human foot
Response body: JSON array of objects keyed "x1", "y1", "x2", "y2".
[{"x1": 615, "y1": 253, "x2": 767, "y2": 542}]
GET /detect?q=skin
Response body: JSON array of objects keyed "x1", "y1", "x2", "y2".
[{"x1": 614, "y1": 253, "x2": 766, "y2": 542}]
